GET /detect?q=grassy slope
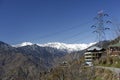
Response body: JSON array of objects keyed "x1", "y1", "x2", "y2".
[
  {"x1": 95, "y1": 56, "x2": 120, "y2": 68},
  {"x1": 40, "y1": 57, "x2": 116, "y2": 80}
]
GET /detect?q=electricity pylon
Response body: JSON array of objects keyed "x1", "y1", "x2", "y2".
[{"x1": 91, "y1": 10, "x2": 111, "y2": 48}]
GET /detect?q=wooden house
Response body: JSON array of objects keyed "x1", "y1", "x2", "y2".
[
  {"x1": 85, "y1": 46, "x2": 105, "y2": 66},
  {"x1": 107, "y1": 42, "x2": 120, "y2": 56}
]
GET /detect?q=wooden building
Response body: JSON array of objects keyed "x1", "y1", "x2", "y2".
[
  {"x1": 107, "y1": 42, "x2": 120, "y2": 56},
  {"x1": 85, "y1": 46, "x2": 105, "y2": 66}
]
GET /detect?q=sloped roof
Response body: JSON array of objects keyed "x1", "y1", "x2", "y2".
[
  {"x1": 87, "y1": 46, "x2": 102, "y2": 51},
  {"x1": 109, "y1": 42, "x2": 120, "y2": 47}
]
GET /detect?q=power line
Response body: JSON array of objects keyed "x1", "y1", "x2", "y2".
[
  {"x1": 64, "y1": 31, "x2": 95, "y2": 43},
  {"x1": 38, "y1": 21, "x2": 91, "y2": 40},
  {"x1": 61, "y1": 30, "x2": 92, "y2": 43}
]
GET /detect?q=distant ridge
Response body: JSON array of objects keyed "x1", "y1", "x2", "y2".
[{"x1": 13, "y1": 42, "x2": 96, "y2": 52}]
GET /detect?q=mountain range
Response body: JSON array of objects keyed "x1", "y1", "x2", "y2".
[
  {"x1": 0, "y1": 41, "x2": 96, "y2": 80},
  {"x1": 13, "y1": 42, "x2": 96, "y2": 53}
]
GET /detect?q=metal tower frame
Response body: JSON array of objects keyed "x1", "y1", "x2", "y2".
[{"x1": 91, "y1": 11, "x2": 111, "y2": 48}]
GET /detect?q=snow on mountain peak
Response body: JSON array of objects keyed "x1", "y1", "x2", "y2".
[
  {"x1": 37, "y1": 42, "x2": 96, "y2": 52},
  {"x1": 13, "y1": 42, "x2": 96, "y2": 52},
  {"x1": 13, "y1": 42, "x2": 33, "y2": 47}
]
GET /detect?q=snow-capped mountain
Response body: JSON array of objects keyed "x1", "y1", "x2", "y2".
[
  {"x1": 12, "y1": 42, "x2": 34, "y2": 47},
  {"x1": 38, "y1": 42, "x2": 96, "y2": 51},
  {"x1": 13, "y1": 42, "x2": 96, "y2": 52}
]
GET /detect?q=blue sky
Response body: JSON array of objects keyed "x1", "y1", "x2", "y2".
[{"x1": 0, "y1": 0, "x2": 120, "y2": 44}]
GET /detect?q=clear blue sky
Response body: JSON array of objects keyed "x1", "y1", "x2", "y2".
[{"x1": 0, "y1": 0, "x2": 120, "y2": 44}]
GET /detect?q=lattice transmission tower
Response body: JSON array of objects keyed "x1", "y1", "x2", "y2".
[{"x1": 91, "y1": 10, "x2": 111, "y2": 48}]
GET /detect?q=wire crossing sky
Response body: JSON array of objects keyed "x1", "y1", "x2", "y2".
[{"x1": 0, "y1": 0, "x2": 119, "y2": 44}]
